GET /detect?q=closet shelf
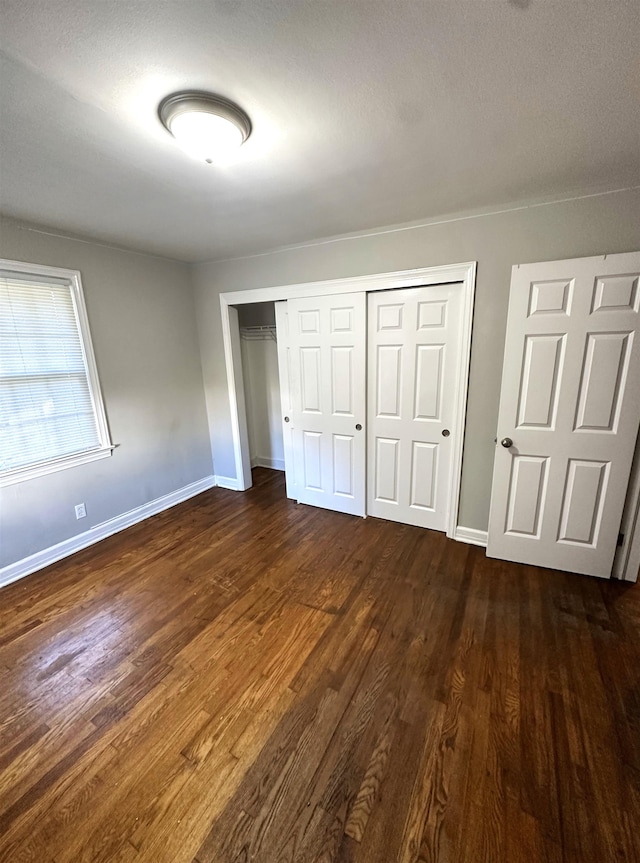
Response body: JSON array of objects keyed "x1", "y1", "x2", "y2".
[{"x1": 240, "y1": 325, "x2": 277, "y2": 342}]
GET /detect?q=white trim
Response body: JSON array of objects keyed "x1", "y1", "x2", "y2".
[
  {"x1": 220, "y1": 303, "x2": 252, "y2": 490},
  {"x1": 454, "y1": 526, "x2": 488, "y2": 547},
  {"x1": 0, "y1": 475, "x2": 217, "y2": 589},
  {"x1": 207, "y1": 186, "x2": 640, "y2": 266},
  {"x1": 220, "y1": 262, "x2": 477, "y2": 539},
  {"x1": 446, "y1": 265, "x2": 476, "y2": 540},
  {"x1": 0, "y1": 446, "x2": 114, "y2": 487},
  {"x1": 220, "y1": 262, "x2": 476, "y2": 307},
  {"x1": 0, "y1": 257, "x2": 114, "y2": 486},
  {"x1": 619, "y1": 501, "x2": 640, "y2": 583},
  {"x1": 251, "y1": 457, "x2": 285, "y2": 471},
  {"x1": 612, "y1": 435, "x2": 640, "y2": 582},
  {"x1": 5, "y1": 218, "x2": 187, "y2": 263},
  {"x1": 214, "y1": 474, "x2": 243, "y2": 490}
]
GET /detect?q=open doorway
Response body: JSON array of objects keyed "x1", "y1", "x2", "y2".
[{"x1": 237, "y1": 302, "x2": 284, "y2": 475}]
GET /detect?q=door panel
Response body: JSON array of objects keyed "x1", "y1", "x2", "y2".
[
  {"x1": 302, "y1": 431, "x2": 322, "y2": 490},
  {"x1": 592, "y1": 275, "x2": 638, "y2": 312},
  {"x1": 418, "y1": 299, "x2": 447, "y2": 328},
  {"x1": 414, "y1": 344, "x2": 443, "y2": 419},
  {"x1": 377, "y1": 346, "x2": 402, "y2": 416},
  {"x1": 300, "y1": 347, "x2": 321, "y2": 412},
  {"x1": 557, "y1": 459, "x2": 608, "y2": 546},
  {"x1": 333, "y1": 434, "x2": 354, "y2": 497},
  {"x1": 488, "y1": 252, "x2": 640, "y2": 577},
  {"x1": 375, "y1": 437, "x2": 399, "y2": 503},
  {"x1": 367, "y1": 284, "x2": 464, "y2": 531},
  {"x1": 331, "y1": 347, "x2": 354, "y2": 415},
  {"x1": 517, "y1": 334, "x2": 565, "y2": 428},
  {"x1": 410, "y1": 442, "x2": 438, "y2": 510},
  {"x1": 288, "y1": 293, "x2": 366, "y2": 516},
  {"x1": 505, "y1": 455, "x2": 548, "y2": 537},
  {"x1": 575, "y1": 332, "x2": 631, "y2": 431}
]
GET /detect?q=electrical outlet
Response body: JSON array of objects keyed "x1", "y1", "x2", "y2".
[{"x1": 75, "y1": 503, "x2": 87, "y2": 519}]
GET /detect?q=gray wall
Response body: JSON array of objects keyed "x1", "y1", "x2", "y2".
[
  {"x1": 192, "y1": 188, "x2": 640, "y2": 532},
  {"x1": 0, "y1": 220, "x2": 213, "y2": 568}
]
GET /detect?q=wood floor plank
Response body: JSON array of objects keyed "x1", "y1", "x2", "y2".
[{"x1": 1, "y1": 468, "x2": 639, "y2": 863}]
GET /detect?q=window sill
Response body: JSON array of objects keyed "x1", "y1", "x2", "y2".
[{"x1": 0, "y1": 446, "x2": 115, "y2": 487}]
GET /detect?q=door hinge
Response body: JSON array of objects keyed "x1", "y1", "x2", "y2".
[{"x1": 617, "y1": 532, "x2": 625, "y2": 547}]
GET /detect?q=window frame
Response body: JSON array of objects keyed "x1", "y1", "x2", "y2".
[{"x1": 0, "y1": 258, "x2": 113, "y2": 487}]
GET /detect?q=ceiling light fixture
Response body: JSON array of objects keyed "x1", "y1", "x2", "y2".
[{"x1": 158, "y1": 91, "x2": 251, "y2": 163}]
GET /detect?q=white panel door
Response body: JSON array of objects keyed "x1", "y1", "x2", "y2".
[
  {"x1": 288, "y1": 293, "x2": 366, "y2": 515},
  {"x1": 488, "y1": 252, "x2": 640, "y2": 578},
  {"x1": 367, "y1": 284, "x2": 464, "y2": 530}
]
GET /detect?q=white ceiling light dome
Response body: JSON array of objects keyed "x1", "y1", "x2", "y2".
[{"x1": 159, "y1": 92, "x2": 251, "y2": 163}]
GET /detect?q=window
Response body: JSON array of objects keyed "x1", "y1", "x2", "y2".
[{"x1": 0, "y1": 259, "x2": 113, "y2": 486}]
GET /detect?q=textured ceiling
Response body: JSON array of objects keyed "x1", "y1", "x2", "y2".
[{"x1": 0, "y1": 1, "x2": 638, "y2": 262}]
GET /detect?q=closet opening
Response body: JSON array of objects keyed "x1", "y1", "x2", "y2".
[
  {"x1": 237, "y1": 302, "x2": 285, "y2": 482},
  {"x1": 220, "y1": 261, "x2": 476, "y2": 538}
]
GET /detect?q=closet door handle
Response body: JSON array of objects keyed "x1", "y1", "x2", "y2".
[
  {"x1": 284, "y1": 416, "x2": 290, "y2": 423},
  {"x1": 355, "y1": 423, "x2": 362, "y2": 431}
]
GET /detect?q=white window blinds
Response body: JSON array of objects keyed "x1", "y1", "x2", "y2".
[{"x1": 0, "y1": 268, "x2": 111, "y2": 481}]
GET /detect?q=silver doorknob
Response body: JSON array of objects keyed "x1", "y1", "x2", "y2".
[
  {"x1": 284, "y1": 416, "x2": 290, "y2": 423},
  {"x1": 501, "y1": 437, "x2": 513, "y2": 448},
  {"x1": 355, "y1": 423, "x2": 362, "y2": 431}
]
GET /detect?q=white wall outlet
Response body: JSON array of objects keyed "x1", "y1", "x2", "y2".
[{"x1": 75, "y1": 503, "x2": 87, "y2": 519}]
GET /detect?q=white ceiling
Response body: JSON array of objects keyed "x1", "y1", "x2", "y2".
[{"x1": 0, "y1": 1, "x2": 638, "y2": 263}]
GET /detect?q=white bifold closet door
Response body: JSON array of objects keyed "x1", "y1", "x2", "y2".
[
  {"x1": 487, "y1": 252, "x2": 640, "y2": 578},
  {"x1": 286, "y1": 293, "x2": 366, "y2": 516},
  {"x1": 367, "y1": 285, "x2": 464, "y2": 530}
]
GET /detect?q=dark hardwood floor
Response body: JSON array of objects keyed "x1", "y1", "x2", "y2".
[{"x1": 1, "y1": 468, "x2": 639, "y2": 863}]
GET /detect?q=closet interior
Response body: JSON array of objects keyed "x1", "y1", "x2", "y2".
[{"x1": 238, "y1": 302, "x2": 284, "y2": 472}]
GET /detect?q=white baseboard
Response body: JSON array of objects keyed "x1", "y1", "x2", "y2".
[
  {"x1": 1, "y1": 480, "x2": 488, "y2": 590},
  {"x1": 250, "y1": 456, "x2": 285, "y2": 472},
  {"x1": 214, "y1": 475, "x2": 243, "y2": 491},
  {"x1": 0, "y1": 475, "x2": 217, "y2": 589},
  {"x1": 454, "y1": 525, "x2": 488, "y2": 547}
]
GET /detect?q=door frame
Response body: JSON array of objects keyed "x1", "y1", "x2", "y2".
[
  {"x1": 612, "y1": 433, "x2": 640, "y2": 582},
  {"x1": 220, "y1": 261, "x2": 477, "y2": 539}
]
